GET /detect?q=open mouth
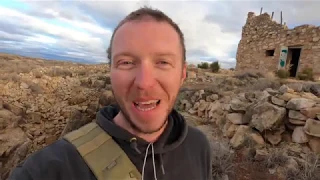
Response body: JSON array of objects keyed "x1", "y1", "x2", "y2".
[{"x1": 133, "y1": 100, "x2": 161, "y2": 111}]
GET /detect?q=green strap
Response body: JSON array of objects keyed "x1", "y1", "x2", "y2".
[{"x1": 64, "y1": 122, "x2": 142, "y2": 180}]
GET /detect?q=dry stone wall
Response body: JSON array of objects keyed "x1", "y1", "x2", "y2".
[
  {"x1": 176, "y1": 83, "x2": 320, "y2": 153},
  {"x1": 236, "y1": 12, "x2": 320, "y2": 80}
]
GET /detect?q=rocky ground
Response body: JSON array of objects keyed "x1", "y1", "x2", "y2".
[{"x1": 1, "y1": 53, "x2": 320, "y2": 180}]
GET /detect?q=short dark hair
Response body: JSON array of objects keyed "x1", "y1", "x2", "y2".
[{"x1": 106, "y1": 6, "x2": 186, "y2": 64}]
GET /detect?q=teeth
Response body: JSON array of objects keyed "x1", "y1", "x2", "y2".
[
  {"x1": 136, "y1": 104, "x2": 157, "y2": 111},
  {"x1": 136, "y1": 100, "x2": 159, "y2": 105}
]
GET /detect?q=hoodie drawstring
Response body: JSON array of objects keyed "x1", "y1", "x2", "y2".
[{"x1": 142, "y1": 143, "x2": 158, "y2": 180}]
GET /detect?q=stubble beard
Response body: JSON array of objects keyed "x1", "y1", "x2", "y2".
[{"x1": 111, "y1": 90, "x2": 177, "y2": 134}]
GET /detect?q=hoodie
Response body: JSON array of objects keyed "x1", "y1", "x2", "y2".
[{"x1": 9, "y1": 105, "x2": 212, "y2": 180}]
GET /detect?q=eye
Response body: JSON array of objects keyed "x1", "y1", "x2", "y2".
[{"x1": 117, "y1": 60, "x2": 135, "y2": 69}]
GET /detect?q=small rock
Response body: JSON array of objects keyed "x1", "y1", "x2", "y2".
[
  {"x1": 317, "y1": 113, "x2": 320, "y2": 120},
  {"x1": 255, "y1": 149, "x2": 268, "y2": 161},
  {"x1": 288, "y1": 110, "x2": 308, "y2": 121},
  {"x1": 180, "y1": 99, "x2": 192, "y2": 111},
  {"x1": 292, "y1": 127, "x2": 309, "y2": 143},
  {"x1": 20, "y1": 82, "x2": 29, "y2": 89},
  {"x1": 27, "y1": 112, "x2": 42, "y2": 123},
  {"x1": 45, "y1": 135, "x2": 57, "y2": 145},
  {"x1": 271, "y1": 96, "x2": 286, "y2": 107},
  {"x1": 265, "y1": 130, "x2": 283, "y2": 145},
  {"x1": 226, "y1": 113, "x2": 246, "y2": 125},
  {"x1": 286, "y1": 98, "x2": 316, "y2": 110}
]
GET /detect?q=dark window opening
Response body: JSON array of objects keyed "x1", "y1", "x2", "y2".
[{"x1": 266, "y1": 49, "x2": 275, "y2": 56}]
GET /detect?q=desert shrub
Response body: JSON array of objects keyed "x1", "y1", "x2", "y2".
[
  {"x1": 286, "y1": 153, "x2": 320, "y2": 180},
  {"x1": 0, "y1": 74, "x2": 21, "y2": 83},
  {"x1": 264, "y1": 149, "x2": 288, "y2": 169},
  {"x1": 197, "y1": 62, "x2": 209, "y2": 69},
  {"x1": 24, "y1": 80, "x2": 43, "y2": 94},
  {"x1": 297, "y1": 68, "x2": 314, "y2": 81},
  {"x1": 211, "y1": 141, "x2": 235, "y2": 180},
  {"x1": 46, "y1": 67, "x2": 72, "y2": 78},
  {"x1": 32, "y1": 69, "x2": 43, "y2": 78},
  {"x1": 276, "y1": 69, "x2": 290, "y2": 79},
  {"x1": 210, "y1": 62, "x2": 220, "y2": 73},
  {"x1": 234, "y1": 69, "x2": 266, "y2": 80}
]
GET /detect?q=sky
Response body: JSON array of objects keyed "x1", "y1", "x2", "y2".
[{"x1": 0, "y1": 0, "x2": 320, "y2": 68}]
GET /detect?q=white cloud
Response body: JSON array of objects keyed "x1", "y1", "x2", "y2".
[{"x1": 1, "y1": 0, "x2": 320, "y2": 67}]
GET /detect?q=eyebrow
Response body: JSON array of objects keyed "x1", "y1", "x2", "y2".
[{"x1": 113, "y1": 52, "x2": 177, "y2": 59}]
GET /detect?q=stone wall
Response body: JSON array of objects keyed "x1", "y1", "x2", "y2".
[{"x1": 236, "y1": 12, "x2": 320, "y2": 80}]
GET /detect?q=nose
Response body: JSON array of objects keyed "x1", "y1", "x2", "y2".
[{"x1": 133, "y1": 62, "x2": 156, "y2": 90}]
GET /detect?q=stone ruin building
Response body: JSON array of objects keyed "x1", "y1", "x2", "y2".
[{"x1": 236, "y1": 11, "x2": 320, "y2": 80}]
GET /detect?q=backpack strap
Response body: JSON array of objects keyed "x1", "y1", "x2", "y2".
[{"x1": 63, "y1": 122, "x2": 142, "y2": 180}]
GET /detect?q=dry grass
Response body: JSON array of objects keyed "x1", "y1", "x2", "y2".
[
  {"x1": 234, "y1": 69, "x2": 269, "y2": 80},
  {"x1": 263, "y1": 149, "x2": 289, "y2": 169},
  {"x1": 45, "y1": 67, "x2": 73, "y2": 77},
  {"x1": 286, "y1": 153, "x2": 320, "y2": 180},
  {"x1": 211, "y1": 141, "x2": 235, "y2": 180}
]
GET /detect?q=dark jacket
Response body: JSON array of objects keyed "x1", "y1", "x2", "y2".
[{"x1": 9, "y1": 105, "x2": 212, "y2": 180}]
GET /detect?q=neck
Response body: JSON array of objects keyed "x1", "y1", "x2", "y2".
[{"x1": 113, "y1": 112, "x2": 167, "y2": 143}]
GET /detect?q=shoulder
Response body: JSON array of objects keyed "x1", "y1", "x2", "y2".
[
  {"x1": 9, "y1": 138, "x2": 87, "y2": 179},
  {"x1": 186, "y1": 125, "x2": 211, "y2": 148}
]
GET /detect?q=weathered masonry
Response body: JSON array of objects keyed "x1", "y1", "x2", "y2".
[{"x1": 236, "y1": 12, "x2": 320, "y2": 80}]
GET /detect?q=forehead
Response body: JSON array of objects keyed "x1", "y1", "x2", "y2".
[{"x1": 111, "y1": 20, "x2": 181, "y2": 58}]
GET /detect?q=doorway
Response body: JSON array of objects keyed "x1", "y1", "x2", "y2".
[{"x1": 287, "y1": 47, "x2": 302, "y2": 77}]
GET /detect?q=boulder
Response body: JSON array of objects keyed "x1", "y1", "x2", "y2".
[
  {"x1": 277, "y1": 93, "x2": 300, "y2": 101},
  {"x1": 279, "y1": 85, "x2": 293, "y2": 94},
  {"x1": 304, "y1": 119, "x2": 320, "y2": 138},
  {"x1": 286, "y1": 98, "x2": 316, "y2": 110},
  {"x1": 230, "y1": 99, "x2": 251, "y2": 113},
  {"x1": 271, "y1": 96, "x2": 286, "y2": 107},
  {"x1": 292, "y1": 126, "x2": 309, "y2": 143},
  {"x1": 230, "y1": 125, "x2": 265, "y2": 149},
  {"x1": 246, "y1": 102, "x2": 286, "y2": 132},
  {"x1": 226, "y1": 113, "x2": 246, "y2": 125},
  {"x1": 300, "y1": 107, "x2": 320, "y2": 119},
  {"x1": 288, "y1": 110, "x2": 308, "y2": 121},
  {"x1": 287, "y1": 83, "x2": 303, "y2": 92},
  {"x1": 310, "y1": 84, "x2": 320, "y2": 97}
]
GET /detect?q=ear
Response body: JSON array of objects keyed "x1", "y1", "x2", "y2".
[{"x1": 180, "y1": 63, "x2": 187, "y2": 86}]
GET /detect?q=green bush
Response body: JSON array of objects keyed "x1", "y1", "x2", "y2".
[
  {"x1": 210, "y1": 61, "x2": 220, "y2": 73},
  {"x1": 197, "y1": 62, "x2": 209, "y2": 69},
  {"x1": 276, "y1": 69, "x2": 290, "y2": 79},
  {"x1": 298, "y1": 68, "x2": 314, "y2": 81}
]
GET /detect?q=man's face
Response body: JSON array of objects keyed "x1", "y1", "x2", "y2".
[{"x1": 110, "y1": 19, "x2": 186, "y2": 134}]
